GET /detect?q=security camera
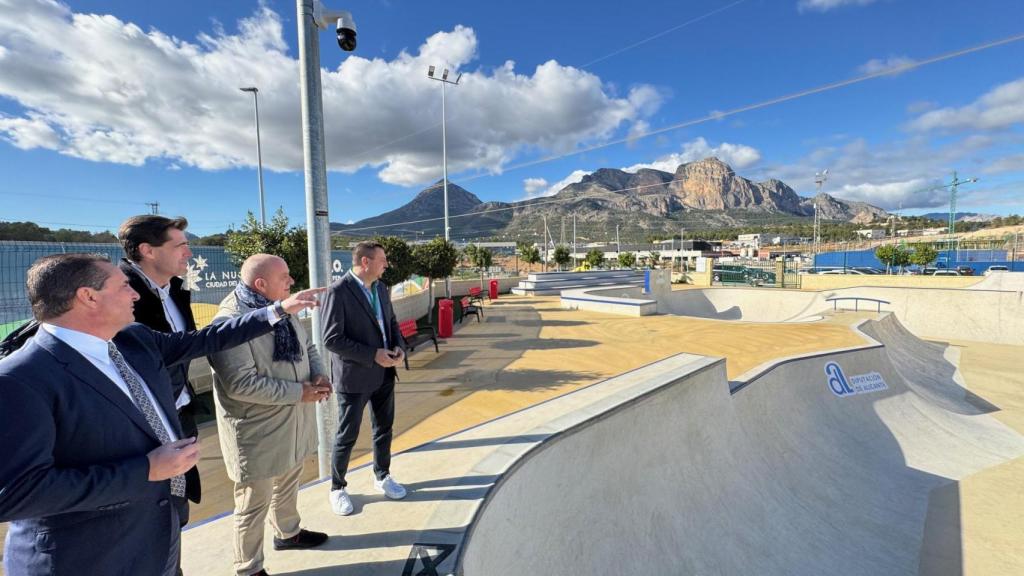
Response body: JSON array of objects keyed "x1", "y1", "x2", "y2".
[{"x1": 336, "y1": 12, "x2": 357, "y2": 51}]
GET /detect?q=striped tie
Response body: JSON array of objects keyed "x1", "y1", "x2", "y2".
[{"x1": 107, "y1": 341, "x2": 187, "y2": 497}]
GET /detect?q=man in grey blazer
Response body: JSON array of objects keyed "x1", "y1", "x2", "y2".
[
  {"x1": 321, "y1": 241, "x2": 407, "y2": 516},
  {"x1": 0, "y1": 254, "x2": 322, "y2": 576},
  {"x1": 208, "y1": 254, "x2": 332, "y2": 576}
]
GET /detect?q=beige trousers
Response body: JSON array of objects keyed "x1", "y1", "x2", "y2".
[{"x1": 232, "y1": 463, "x2": 303, "y2": 576}]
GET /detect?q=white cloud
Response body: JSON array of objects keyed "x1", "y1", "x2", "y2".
[
  {"x1": 622, "y1": 137, "x2": 762, "y2": 173},
  {"x1": 908, "y1": 77, "x2": 1024, "y2": 132},
  {"x1": 522, "y1": 169, "x2": 590, "y2": 199},
  {"x1": 857, "y1": 55, "x2": 916, "y2": 77},
  {"x1": 798, "y1": 0, "x2": 877, "y2": 12},
  {"x1": 0, "y1": 114, "x2": 61, "y2": 149},
  {"x1": 523, "y1": 177, "x2": 549, "y2": 197},
  {"x1": 752, "y1": 134, "x2": 1011, "y2": 210},
  {"x1": 835, "y1": 178, "x2": 940, "y2": 208},
  {"x1": 983, "y1": 154, "x2": 1024, "y2": 175},
  {"x1": 0, "y1": 3, "x2": 661, "y2": 187}
]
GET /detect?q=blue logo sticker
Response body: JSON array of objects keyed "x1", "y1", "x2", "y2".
[
  {"x1": 825, "y1": 362, "x2": 853, "y2": 396},
  {"x1": 825, "y1": 361, "x2": 888, "y2": 398}
]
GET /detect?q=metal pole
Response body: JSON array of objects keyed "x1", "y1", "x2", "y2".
[
  {"x1": 253, "y1": 91, "x2": 266, "y2": 226},
  {"x1": 572, "y1": 214, "x2": 576, "y2": 268},
  {"x1": 241, "y1": 87, "x2": 267, "y2": 226},
  {"x1": 296, "y1": 0, "x2": 336, "y2": 479},
  {"x1": 441, "y1": 79, "x2": 451, "y2": 298}
]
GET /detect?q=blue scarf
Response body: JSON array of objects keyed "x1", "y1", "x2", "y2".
[{"x1": 233, "y1": 282, "x2": 303, "y2": 363}]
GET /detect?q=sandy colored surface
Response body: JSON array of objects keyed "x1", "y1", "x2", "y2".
[{"x1": 949, "y1": 339, "x2": 1024, "y2": 576}]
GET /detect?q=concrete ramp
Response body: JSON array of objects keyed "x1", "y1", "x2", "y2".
[
  {"x1": 968, "y1": 271, "x2": 1024, "y2": 291},
  {"x1": 663, "y1": 286, "x2": 827, "y2": 322},
  {"x1": 458, "y1": 316, "x2": 1024, "y2": 575},
  {"x1": 654, "y1": 286, "x2": 1024, "y2": 345}
]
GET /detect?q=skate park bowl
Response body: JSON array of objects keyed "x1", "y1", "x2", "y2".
[
  {"x1": 455, "y1": 314, "x2": 1024, "y2": 575},
  {"x1": 562, "y1": 283, "x2": 1024, "y2": 345}
]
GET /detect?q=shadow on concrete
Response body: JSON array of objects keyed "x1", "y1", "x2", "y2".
[
  {"x1": 513, "y1": 319, "x2": 590, "y2": 327},
  {"x1": 490, "y1": 338, "x2": 598, "y2": 351},
  {"x1": 411, "y1": 434, "x2": 549, "y2": 452},
  {"x1": 918, "y1": 481, "x2": 964, "y2": 576}
]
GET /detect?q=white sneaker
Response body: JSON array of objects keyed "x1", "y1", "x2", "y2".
[
  {"x1": 329, "y1": 488, "x2": 354, "y2": 516},
  {"x1": 374, "y1": 475, "x2": 407, "y2": 500}
]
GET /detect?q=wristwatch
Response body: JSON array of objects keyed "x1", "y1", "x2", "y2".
[{"x1": 273, "y1": 300, "x2": 291, "y2": 320}]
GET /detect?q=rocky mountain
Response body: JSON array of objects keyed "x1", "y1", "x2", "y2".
[{"x1": 332, "y1": 158, "x2": 889, "y2": 238}]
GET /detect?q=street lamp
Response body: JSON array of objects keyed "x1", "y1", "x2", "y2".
[
  {"x1": 239, "y1": 87, "x2": 266, "y2": 226},
  {"x1": 427, "y1": 65, "x2": 461, "y2": 297}
]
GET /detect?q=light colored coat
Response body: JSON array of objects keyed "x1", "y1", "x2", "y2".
[{"x1": 208, "y1": 292, "x2": 325, "y2": 482}]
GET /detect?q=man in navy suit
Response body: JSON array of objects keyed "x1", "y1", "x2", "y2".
[
  {"x1": 0, "y1": 254, "x2": 322, "y2": 576},
  {"x1": 321, "y1": 241, "x2": 407, "y2": 517}
]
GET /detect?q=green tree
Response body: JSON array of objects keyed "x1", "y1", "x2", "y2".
[
  {"x1": 649, "y1": 251, "x2": 661, "y2": 267},
  {"x1": 875, "y1": 244, "x2": 911, "y2": 273},
  {"x1": 584, "y1": 248, "x2": 605, "y2": 269},
  {"x1": 413, "y1": 237, "x2": 459, "y2": 321},
  {"x1": 618, "y1": 251, "x2": 637, "y2": 268},
  {"x1": 553, "y1": 245, "x2": 572, "y2": 270},
  {"x1": 518, "y1": 242, "x2": 541, "y2": 273},
  {"x1": 908, "y1": 243, "x2": 938, "y2": 268},
  {"x1": 374, "y1": 235, "x2": 415, "y2": 287},
  {"x1": 470, "y1": 246, "x2": 493, "y2": 287},
  {"x1": 225, "y1": 209, "x2": 310, "y2": 289}
]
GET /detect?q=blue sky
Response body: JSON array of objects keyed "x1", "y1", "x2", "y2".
[{"x1": 1, "y1": 0, "x2": 1023, "y2": 237}]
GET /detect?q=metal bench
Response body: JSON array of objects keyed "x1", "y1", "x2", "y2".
[
  {"x1": 459, "y1": 296, "x2": 482, "y2": 323},
  {"x1": 398, "y1": 319, "x2": 438, "y2": 370}
]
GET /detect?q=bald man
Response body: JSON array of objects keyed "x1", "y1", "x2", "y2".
[{"x1": 207, "y1": 255, "x2": 332, "y2": 576}]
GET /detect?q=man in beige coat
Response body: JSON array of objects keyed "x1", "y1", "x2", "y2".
[{"x1": 208, "y1": 254, "x2": 333, "y2": 576}]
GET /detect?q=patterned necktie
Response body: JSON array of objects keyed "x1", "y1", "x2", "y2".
[{"x1": 107, "y1": 341, "x2": 187, "y2": 497}]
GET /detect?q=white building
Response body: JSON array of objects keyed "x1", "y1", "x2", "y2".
[{"x1": 856, "y1": 229, "x2": 886, "y2": 240}]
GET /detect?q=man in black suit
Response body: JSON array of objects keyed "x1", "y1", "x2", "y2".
[
  {"x1": 321, "y1": 241, "x2": 407, "y2": 516},
  {"x1": 117, "y1": 215, "x2": 203, "y2": 529},
  {"x1": 0, "y1": 254, "x2": 322, "y2": 576}
]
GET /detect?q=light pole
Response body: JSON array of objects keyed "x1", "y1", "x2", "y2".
[
  {"x1": 813, "y1": 169, "x2": 829, "y2": 265},
  {"x1": 296, "y1": 0, "x2": 357, "y2": 478},
  {"x1": 427, "y1": 65, "x2": 462, "y2": 297},
  {"x1": 239, "y1": 87, "x2": 266, "y2": 226}
]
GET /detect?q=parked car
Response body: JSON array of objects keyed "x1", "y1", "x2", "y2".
[
  {"x1": 984, "y1": 265, "x2": 1009, "y2": 276},
  {"x1": 954, "y1": 266, "x2": 975, "y2": 276},
  {"x1": 932, "y1": 269, "x2": 960, "y2": 276},
  {"x1": 820, "y1": 268, "x2": 868, "y2": 275},
  {"x1": 712, "y1": 265, "x2": 776, "y2": 286}
]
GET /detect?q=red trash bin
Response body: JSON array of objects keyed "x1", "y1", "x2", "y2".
[
  {"x1": 488, "y1": 279, "x2": 499, "y2": 300},
  {"x1": 437, "y1": 298, "x2": 454, "y2": 338}
]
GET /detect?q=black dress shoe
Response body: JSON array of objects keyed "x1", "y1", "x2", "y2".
[
  {"x1": 272, "y1": 528, "x2": 329, "y2": 550},
  {"x1": 248, "y1": 571, "x2": 270, "y2": 576}
]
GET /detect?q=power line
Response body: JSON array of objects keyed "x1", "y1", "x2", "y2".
[{"x1": 581, "y1": 0, "x2": 749, "y2": 69}]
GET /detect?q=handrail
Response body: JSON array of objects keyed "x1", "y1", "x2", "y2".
[{"x1": 825, "y1": 296, "x2": 890, "y2": 313}]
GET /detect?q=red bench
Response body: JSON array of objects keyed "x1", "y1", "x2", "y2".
[
  {"x1": 468, "y1": 285, "x2": 487, "y2": 305},
  {"x1": 398, "y1": 319, "x2": 438, "y2": 370},
  {"x1": 459, "y1": 296, "x2": 482, "y2": 323}
]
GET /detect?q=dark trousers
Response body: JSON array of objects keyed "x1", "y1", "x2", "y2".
[{"x1": 331, "y1": 378, "x2": 395, "y2": 490}]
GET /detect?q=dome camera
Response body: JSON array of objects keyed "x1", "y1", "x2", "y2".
[{"x1": 336, "y1": 14, "x2": 357, "y2": 51}]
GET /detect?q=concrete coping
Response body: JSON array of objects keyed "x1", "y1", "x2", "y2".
[{"x1": 560, "y1": 284, "x2": 656, "y2": 307}]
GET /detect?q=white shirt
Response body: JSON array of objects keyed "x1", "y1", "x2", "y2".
[
  {"x1": 41, "y1": 323, "x2": 179, "y2": 442},
  {"x1": 130, "y1": 263, "x2": 191, "y2": 409}
]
